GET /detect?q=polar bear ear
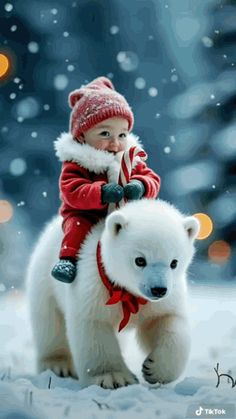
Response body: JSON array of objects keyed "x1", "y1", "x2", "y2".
[
  {"x1": 106, "y1": 211, "x2": 128, "y2": 236},
  {"x1": 183, "y1": 216, "x2": 200, "y2": 241}
]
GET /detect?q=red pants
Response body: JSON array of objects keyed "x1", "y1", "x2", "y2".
[{"x1": 59, "y1": 215, "x2": 95, "y2": 259}]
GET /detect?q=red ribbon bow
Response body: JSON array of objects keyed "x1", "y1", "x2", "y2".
[{"x1": 96, "y1": 241, "x2": 148, "y2": 332}]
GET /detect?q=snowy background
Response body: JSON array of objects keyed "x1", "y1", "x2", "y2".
[{"x1": 1, "y1": 0, "x2": 236, "y2": 417}]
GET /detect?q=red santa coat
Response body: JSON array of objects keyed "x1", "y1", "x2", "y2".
[{"x1": 54, "y1": 132, "x2": 161, "y2": 259}]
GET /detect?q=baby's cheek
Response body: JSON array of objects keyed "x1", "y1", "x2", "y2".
[
  {"x1": 118, "y1": 142, "x2": 127, "y2": 152},
  {"x1": 95, "y1": 140, "x2": 107, "y2": 150},
  {"x1": 101, "y1": 142, "x2": 110, "y2": 150}
]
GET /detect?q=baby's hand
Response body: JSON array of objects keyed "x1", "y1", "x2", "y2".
[
  {"x1": 124, "y1": 180, "x2": 145, "y2": 200},
  {"x1": 102, "y1": 183, "x2": 124, "y2": 204}
]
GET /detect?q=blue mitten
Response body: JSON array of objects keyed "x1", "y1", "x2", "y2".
[
  {"x1": 124, "y1": 180, "x2": 145, "y2": 200},
  {"x1": 102, "y1": 183, "x2": 124, "y2": 204}
]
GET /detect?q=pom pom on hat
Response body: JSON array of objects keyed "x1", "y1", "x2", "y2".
[{"x1": 68, "y1": 76, "x2": 134, "y2": 138}]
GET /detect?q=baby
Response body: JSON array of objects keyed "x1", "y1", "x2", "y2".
[{"x1": 52, "y1": 77, "x2": 161, "y2": 283}]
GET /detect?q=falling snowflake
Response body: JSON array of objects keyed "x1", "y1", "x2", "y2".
[
  {"x1": 148, "y1": 87, "x2": 158, "y2": 97},
  {"x1": 116, "y1": 51, "x2": 139, "y2": 72},
  {"x1": 164, "y1": 146, "x2": 171, "y2": 154},
  {"x1": 9, "y1": 158, "x2": 27, "y2": 176},
  {"x1": 202, "y1": 36, "x2": 213, "y2": 48},
  {"x1": 67, "y1": 64, "x2": 75, "y2": 72},
  {"x1": 16, "y1": 97, "x2": 40, "y2": 119},
  {"x1": 54, "y1": 74, "x2": 68, "y2": 90},
  {"x1": 4, "y1": 3, "x2": 13, "y2": 12},
  {"x1": 134, "y1": 78, "x2": 146, "y2": 90},
  {"x1": 28, "y1": 42, "x2": 39, "y2": 53},
  {"x1": 110, "y1": 25, "x2": 119, "y2": 35},
  {"x1": 171, "y1": 74, "x2": 178, "y2": 82}
]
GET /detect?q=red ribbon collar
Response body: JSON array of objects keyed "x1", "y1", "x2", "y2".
[{"x1": 96, "y1": 241, "x2": 148, "y2": 332}]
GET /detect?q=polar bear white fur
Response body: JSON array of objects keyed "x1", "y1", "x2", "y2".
[{"x1": 26, "y1": 199, "x2": 199, "y2": 389}]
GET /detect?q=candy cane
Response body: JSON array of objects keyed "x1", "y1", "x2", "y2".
[
  {"x1": 119, "y1": 146, "x2": 147, "y2": 187},
  {"x1": 108, "y1": 146, "x2": 147, "y2": 214}
]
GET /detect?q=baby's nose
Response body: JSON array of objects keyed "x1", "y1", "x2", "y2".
[
  {"x1": 109, "y1": 137, "x2": 119, "y2": 149},
  {"x1": 110, "y1": 136, "x2": 119, "y2": 144}
]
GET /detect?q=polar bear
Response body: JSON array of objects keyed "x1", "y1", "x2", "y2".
[{"x1": 26, "y1": 199, "x2": 199, "y2": 389}]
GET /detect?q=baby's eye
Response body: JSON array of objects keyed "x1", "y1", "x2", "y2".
[
  {"x1": 119, "y1": 133, "x2": 127, "y2": 139},
  {"x1": 99, "y1": 131, "x2": 110, "y2": 137},
  {"x1": 170, "y1": 259, "x2": 178, "y2": 269},
  {"x1": 135, "y1": 257, "x2": 147, "y2": 268}
]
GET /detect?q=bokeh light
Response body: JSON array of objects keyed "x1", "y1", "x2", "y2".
[
  {"x1": 0, "y1": 53, "x2": 9, "y2": 78},
  {"x1": 208, "y1": 240, "x2": 231, "y2": 264},
  {"x1": 15, "y1": 96, "x2": 40, "y2": 119},
  {"x1": 194, "y1": 213, "x2": 213, "y2": 240},
  {"x1": 0, "y1": 200, "x2": 13, "y2": 223},
  {"x1": 9, "y1": 158, "x2": 27, "y2": 176},
  {"x1": 116, "y1": 51, "x2": 139, "y2": 72}
]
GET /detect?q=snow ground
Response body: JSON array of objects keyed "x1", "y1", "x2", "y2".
[{"x1": 1, "y1": 285, "x2": 236, "y2": 419}]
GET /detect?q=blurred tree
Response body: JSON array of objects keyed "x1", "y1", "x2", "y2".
[
  {"x1": 168, "y1": 0, "x2": 236, "y2": 281},
  {"x1": 205, "y1": 0, "x2": 236, "y2": 278}
]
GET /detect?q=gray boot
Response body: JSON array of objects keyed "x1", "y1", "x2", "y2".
[{"x1": 51, "y1": 259, "x2": 76, "y2": 283}]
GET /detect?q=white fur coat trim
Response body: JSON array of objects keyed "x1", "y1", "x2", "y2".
[{"x1": 54, "y1": 132, "x2": 143, "y2": 177}]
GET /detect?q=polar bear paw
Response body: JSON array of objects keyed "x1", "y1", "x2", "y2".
[
  {"x1": 142, "y1": 356, "x2": 170, "y2": 385},
  {"x1": 92, "y1": 370, "x2": 139, "y2": 389},
  {"x1": 38, "y1": 355, "x2": 78, "y2": 379}
]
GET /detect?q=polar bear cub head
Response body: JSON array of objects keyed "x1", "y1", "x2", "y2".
[{"x1": 101, "y1": 199, "x2": 199, "y2": 301}]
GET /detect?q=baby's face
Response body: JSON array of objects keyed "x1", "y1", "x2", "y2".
[{"x1": 79, "y1": 117, "x2": 129, "y2": 153}]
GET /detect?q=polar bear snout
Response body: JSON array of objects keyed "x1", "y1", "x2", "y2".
[
  {"x1": 141, "y1": 284, "x2": 169, "y2": 301},
  {"x1": 150, "y1": 286, "x2": 167, "y2": 298},
  {"x1": 139, "y1": 262, "x2": 172, "y2": 301}
]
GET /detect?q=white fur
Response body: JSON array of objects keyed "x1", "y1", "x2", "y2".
[{"x1": 26, "y1": 199, "x2": 199, "y2": 389}]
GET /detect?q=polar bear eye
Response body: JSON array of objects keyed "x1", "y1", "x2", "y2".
[
  {"x1": 170, "y1": 259, "x2": 178, "y2": 269},
  {"x1": 135, "y1": 257, "x2": 147, "y2": 267}
]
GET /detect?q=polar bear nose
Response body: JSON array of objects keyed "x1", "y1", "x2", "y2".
[{"x1": 150, "y1": 287, "x2": 167, "y2": 298}]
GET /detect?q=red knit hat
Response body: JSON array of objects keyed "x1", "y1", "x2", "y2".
[{"x1": 68, "y1": 77, "x2": 134, "y2": 138}]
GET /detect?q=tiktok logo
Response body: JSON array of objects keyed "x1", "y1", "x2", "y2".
[
  {"x1": 187, "y1": 401, "x2": 234, "y2": 418},
  {"x1": 195, "y1": 406, "x2": 204, "y2": 416}
]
